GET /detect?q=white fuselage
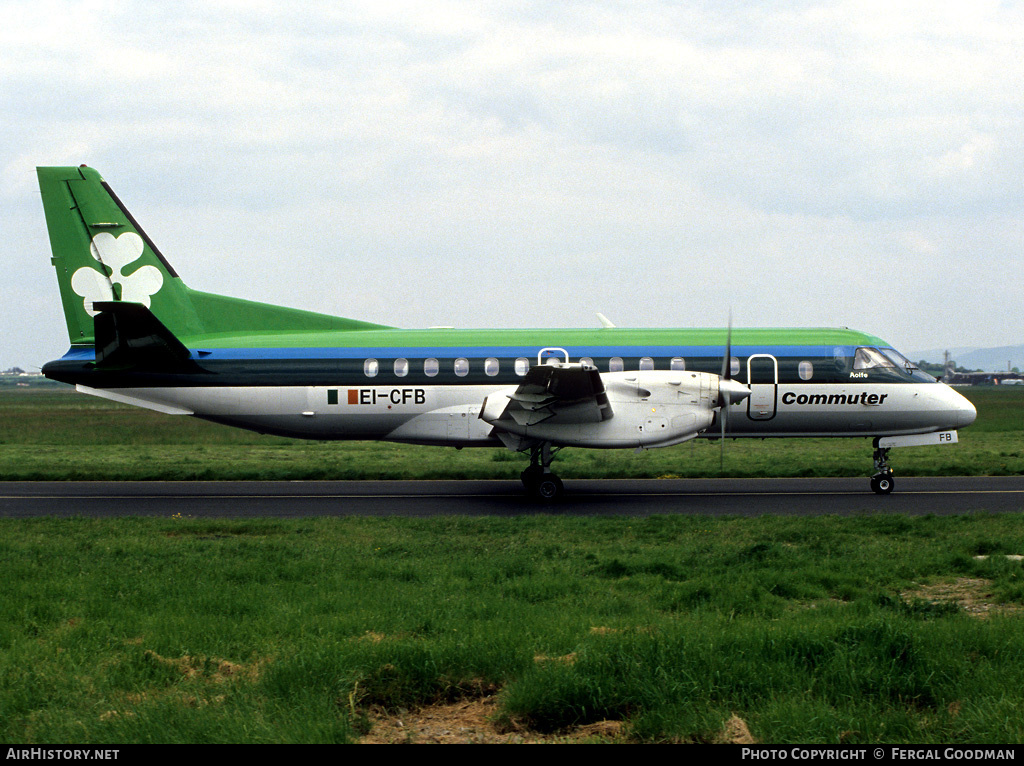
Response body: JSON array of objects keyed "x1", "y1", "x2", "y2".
[{"x1": 78, "y1": 376, "x2": 977, "y2": 447}]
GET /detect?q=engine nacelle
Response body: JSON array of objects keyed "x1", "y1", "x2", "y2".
[{"x1": 482, "y1": 369, "x2": 732, "y2": 449}]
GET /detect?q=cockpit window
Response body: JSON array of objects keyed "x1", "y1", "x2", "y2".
[
  {"x1": 854, "y1": 347, "x2": 935, "y2": 382},
  {"x1": 880, "y1": 348, "x2": 936, "y2": 382},
  {"x1": 853, "y1": 347, "x2": 892, "y2": 370},
  {"x1": 833, "y1": 346, "x2": 850, "y2": 375},
  {"x1": 879, "y1": 348, "x2": 918, "y2": 370}
]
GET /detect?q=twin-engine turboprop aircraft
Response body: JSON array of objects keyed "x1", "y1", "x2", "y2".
[{"x1": 37, "y1": 166, "x2": 976, "y2": 499}]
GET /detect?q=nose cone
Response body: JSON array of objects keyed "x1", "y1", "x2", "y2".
[
  {"x1": 944, "y1": 385, "x2": 977, "y2": 429},
  {"x1": 956, "y1": 393, "x2": 977, "y2": 428}
]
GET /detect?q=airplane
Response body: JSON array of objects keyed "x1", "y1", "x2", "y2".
[{"x1": 36, "y1": 165, "x2": 977, "y2": 500}]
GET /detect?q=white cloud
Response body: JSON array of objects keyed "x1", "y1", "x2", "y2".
[{"x1": 2, "y1": 0, "x2": 1023, "y2": 367}]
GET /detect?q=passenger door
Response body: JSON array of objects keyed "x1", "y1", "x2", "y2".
[{"x1": 747, "y1": 354, "x2": 778, "y2": 420}]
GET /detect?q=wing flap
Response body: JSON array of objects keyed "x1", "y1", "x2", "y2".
[{"x1": 487, "y1": 363, "x2": 613, "y2": 429}]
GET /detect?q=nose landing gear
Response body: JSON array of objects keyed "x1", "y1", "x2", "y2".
[
  {"x1": 867, "y1": 431, "x2": 962, "y2": 494},
  {"x1": 870, "y1": 444, "x2": 894, "y2": 495}
]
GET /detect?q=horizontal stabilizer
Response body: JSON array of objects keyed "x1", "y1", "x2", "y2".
[
  {"x1": 76, "y1": 384, "x2": 194, "y2": 415},
  {"x1": 92, "y1": 301, "x2": 201, "y2": 372}
]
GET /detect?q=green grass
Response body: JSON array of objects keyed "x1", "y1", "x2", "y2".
[
  {"x1": 2, "y1": 386, "x2": 1023, "y2": 743},
  {"x1": 3, "y1": 515, "x2": 1024, "y2": 743},
  {"x1": 0, "y1": 386, "x2": 1021, "y2": 480}
]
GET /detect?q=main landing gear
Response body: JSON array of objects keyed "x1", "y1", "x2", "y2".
[
  {"x1": 520, "y1": 442, "x2": 564, "y2": 501},
  {"x1": 870, "y1": 444, "x2": 895, "y2": 495}
]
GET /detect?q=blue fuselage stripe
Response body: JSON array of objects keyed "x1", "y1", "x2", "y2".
[
  {"x1": 62, "y1": 344, "x2": 852, "y2": 362},
  {"x1": 170, "y1": 344, "x2": 843, "y2": 361}
]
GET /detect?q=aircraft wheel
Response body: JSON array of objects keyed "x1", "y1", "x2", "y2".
[
  {"x1": 521, "y1": 465, "x2": 543, "y2": 490},
  {"x1": 533, "y1": 475, "x2": 564, "y2": 502},
  {"x1": 871, "y1": 474, "x2": 895, "y2": 495}
]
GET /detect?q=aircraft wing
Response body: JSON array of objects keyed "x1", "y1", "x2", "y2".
[{"x1": 483, "y1": 363, "x2": 613, "y2": 427}]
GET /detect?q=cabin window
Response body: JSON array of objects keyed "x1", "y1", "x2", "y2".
[
  {"x1": 454, "y1": 358, "x2": 469, "y2": 377},
  {"x1": 579, "y1": 357, "x2": 594, "y2": 368},
  {"x1": 394, "y1": 358, "x2": 409, "y2": 377},
  {"x1": 798, "y1": 361, "x2": 813, "y2": 380},
  {"x1": 609, "y1": 357, "x2": 624, "y2": 372},
  {"x1": 515, "y1": 357, "x2": 529, "y2": 376},
  {"x1": 639, "y1": 357, "x2": 654, "y2": 371},
  {"x1": 364, "y1": 358, "x2": 379, "y2": 378},
  {"x1": 485, "y1": 357, "x2": 499, "y2": 376},
  {"x1": 730, "y1": 357, "x2": 740, "y2": 376},
  {"x1": 670, "y1": 357, "x2": 685, "y2": 371},
  {"x1": 424, "y1": 358, "x2": 439, "y2": 377}
]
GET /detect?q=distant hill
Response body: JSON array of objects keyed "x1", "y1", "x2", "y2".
[{"x1": 910, "y1": 345, "x2": 1024, "y2": 373}]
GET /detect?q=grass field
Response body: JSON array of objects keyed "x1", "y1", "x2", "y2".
[
  {"x1": 0, "y1": 386, "x2": 1021, "y2": 480},
  {"x1": 3, "y1": 515, "x2": 1024, "y2": 744},
  {"x1": 1, "y1": 386, "x2": 1023, "y2": 744}
]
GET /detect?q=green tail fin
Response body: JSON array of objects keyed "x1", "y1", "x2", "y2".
[{"x1": 37, "y1": 165, "x2": 391, "y2": 346}]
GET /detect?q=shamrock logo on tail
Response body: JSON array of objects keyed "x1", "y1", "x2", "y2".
[{"x1": 71, "y1": 232, "x2": 164, "y2": 316}]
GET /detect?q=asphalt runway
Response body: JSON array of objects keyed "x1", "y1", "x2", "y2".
[{"x1": 1, "y1": 477, "x2": 1023, "y2": 517}]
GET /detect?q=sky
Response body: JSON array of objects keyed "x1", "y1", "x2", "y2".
[{"x1": 2, "y1": 0, "x2": 1022, "y2": 369}]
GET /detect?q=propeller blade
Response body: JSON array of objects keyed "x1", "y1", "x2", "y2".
[
  {"x1": 721, "y1": 310, "x2": 732, "y2": 380},
  {"x1": 720, "y1": 392, "x2": 727, "y2": 471},
  {"x1": 717, "y1": 312, "x2": 751, "y2": 471},
  {"x1": 720, "y1": 312, "x2": 731, "y2": 471}
]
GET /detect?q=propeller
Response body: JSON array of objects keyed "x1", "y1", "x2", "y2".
[{"x1": 717, "y1": 312, "x2": 751, "y2": 471}]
